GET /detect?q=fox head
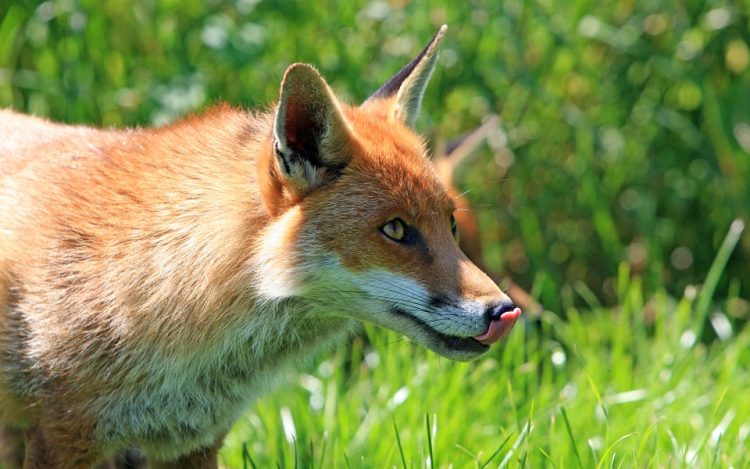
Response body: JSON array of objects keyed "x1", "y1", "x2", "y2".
[{"x1": 253, "y1": 26, "x2": 520, "y2": 361}]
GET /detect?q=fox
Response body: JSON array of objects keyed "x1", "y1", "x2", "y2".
[{"x1": 0, "y1": 26, "x2": 521, "y2": 469}]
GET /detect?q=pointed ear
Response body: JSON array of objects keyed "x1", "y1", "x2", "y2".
[
  {"x1": 364, "y1": 25, "x2": 447, "y2": 128},
  {"x1": 273, "y1": 63, "x2": 352, "y2": 196}
]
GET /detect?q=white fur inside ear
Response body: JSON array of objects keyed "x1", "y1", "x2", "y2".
[
  {"x1": 271, "y1": 113, "x2": 297, "y2": 169},
  {"x1": 272, "y1": 140, "x2": 329, "y2": 193},
  {"x1": 395, "y1": 50, "x2": 440, "y2": 127}
]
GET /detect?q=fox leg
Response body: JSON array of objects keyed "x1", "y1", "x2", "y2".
[
  {"x1": 23, "y1": 421, "x2": 101, "y2": 469},
  {"x1": 1, "y1": 424, "x2": 128, "y2": 469},
  {"x1": 149, "y1": 432, "x2": 227, "y2": 469},
  {"x1": 0, "y1": 425, "x2": 25, "y2": 469}
]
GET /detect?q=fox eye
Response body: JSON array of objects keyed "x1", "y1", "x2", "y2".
[
  {"x1": 381, "y1": 219, "x2": 406, "y2": 241},
  {"x1": 450, "y1": 214, "x2": 457, "y2": 238}
]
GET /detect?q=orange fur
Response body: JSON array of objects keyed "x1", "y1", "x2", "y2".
[{"x1": 0, "y1": 27, "x2": 520, "y2": 468}]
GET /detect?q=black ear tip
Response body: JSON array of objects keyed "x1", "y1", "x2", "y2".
[{"x1": 366, "y1": 26, "x2": 448, "y2": 104}]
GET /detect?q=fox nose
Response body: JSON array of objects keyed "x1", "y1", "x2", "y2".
[
  {"x1": 474, "y1": 301, "x2": 522, "y2": 345},
  {"x1": 488, "y1": 301, "x2": 517, "y2": 321}
]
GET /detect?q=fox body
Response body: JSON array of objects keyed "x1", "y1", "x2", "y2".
[{"x1": 0, "y1": 27, "x2": 519, "y2": 468}]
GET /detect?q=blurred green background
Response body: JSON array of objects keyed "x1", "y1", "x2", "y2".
[{"x1": 1, "y1": 0, "x2": 748, "y2": 311}]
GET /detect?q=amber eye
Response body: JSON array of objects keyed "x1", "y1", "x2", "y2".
[
  {"x1": 381, "y1": 219, "x2": 406, "y2": 241},
  {"x1": 450, "y1": 214, "x2": 457, "y2": 237}
]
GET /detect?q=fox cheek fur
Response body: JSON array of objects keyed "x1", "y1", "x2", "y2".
[{"x1": 0, "y1": 25, "x2": 520, "y2": 468}]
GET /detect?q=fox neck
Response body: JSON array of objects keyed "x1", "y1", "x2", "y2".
[{"x1": 216, "y1": 296, "x2": 357, "y2": 369}]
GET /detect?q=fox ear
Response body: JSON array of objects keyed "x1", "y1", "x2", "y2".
[
  {"x1": 272, "y1": 63, "x2": 352, "y2": 196},
  {"x1": 365, "y1": 25, "x2": 447, "y2": 128}
]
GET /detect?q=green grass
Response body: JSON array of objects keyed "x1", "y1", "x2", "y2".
[
  {"x1": 218, "y1": 222, "x2": 748, "y2": 468},
  {"x1": 2, "y1": 0, "x2": 749, "y2": 309}
]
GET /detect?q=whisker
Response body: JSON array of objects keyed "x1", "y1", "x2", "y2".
[
  {"x1": 312, "y1": 289, "x2": 436, "y2": 314},
  {"x1": 452, "y1": 189, "x2": 472, "y2": 200},
  {"x1": 372, "y1": 279, "x2": 432, "y2": 301},
  {"x1": 362, "y1": 282, "x2": 436, "y2": 307}
]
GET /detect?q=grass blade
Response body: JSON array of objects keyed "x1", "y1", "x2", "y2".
[
  {"x1": 561, "y1": 406, "x2": 584, "y2": 469},
  {"x1": 711, "y1": 432, "x2": 722, "y2": 469},
  {"x1": 518, "y1": 450, "x2": 528, "y2": 469},
  {"x1": 538, "y1": 448, "x2": 558, "y2": 469},
  {"x1": 480, "y1": 433, "x2": 513, "y2": 469},
  {"x1": 242, "y1": 442, "x2": 258, "y2": 469},
  {"x1": 393, "y1": 417, "x2": 408, "y2": 469},
  {"x1": 317, "y1": 431, "x2": 328, "y2": 469},
  {"x1": 498, "y1": 421, "x2": 531, "y2": 469},
  {"x1": 425, "y1": 414, "x2": 435, "y2": 469},
  {"x1": 585, "y1": 373, "x2": 608, "y2": 421},
  {"x1": 293, "y1": 437, "x2": 298, "y2": 469},
  {"x1": 663, "y1": 426, "x2": 683, "y2": 462},
  {"x1": 688, "y1": 388, "x2": 732, "y2": 465},
  {"x1": 596, "y1": 433, "x2": 637, "y2": 469},
  {"x1": 694, "y1": 219, "x2": 745, "y2": 341},
  {"x1": 453, "y1": 444, "x2": 476, "y2": 461}
]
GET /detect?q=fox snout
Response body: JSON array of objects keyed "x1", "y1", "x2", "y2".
[{"x1": 331, "y1": 261, "x2": 521, "y2": 361}]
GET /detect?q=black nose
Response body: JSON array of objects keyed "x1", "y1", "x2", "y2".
[{"x1": 487, "y1": 301, "x2": 517, "y2": 321}]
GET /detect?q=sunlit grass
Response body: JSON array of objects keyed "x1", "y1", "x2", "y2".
[{"x1": 2, "y1": 0, "x2": 749, "y2": 308}]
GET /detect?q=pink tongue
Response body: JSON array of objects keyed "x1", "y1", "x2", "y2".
[{"x1": 473, "y1": 308, "x2": 522, "y2": 345}]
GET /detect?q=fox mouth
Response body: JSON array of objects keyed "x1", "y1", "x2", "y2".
[{"x1": 389, "y1": 306, "x2": 489, "y2": 356}]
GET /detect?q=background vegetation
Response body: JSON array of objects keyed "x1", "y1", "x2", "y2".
[{"x1": 1, "y1": 0, "x2": 749, "y2": 467}]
